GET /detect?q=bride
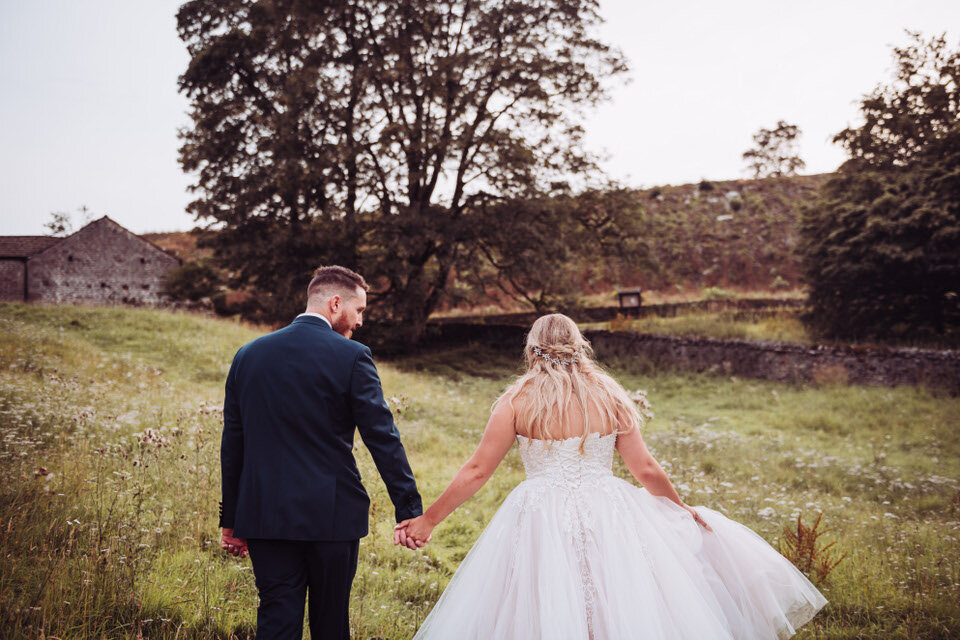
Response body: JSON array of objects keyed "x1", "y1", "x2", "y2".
[{"x1": 395, "y1": 313, "x2": 828, "y2": 639}]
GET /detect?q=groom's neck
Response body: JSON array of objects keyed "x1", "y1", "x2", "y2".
[{"x1": 304, "y1": 308, "x2": 333, "y2": 323}]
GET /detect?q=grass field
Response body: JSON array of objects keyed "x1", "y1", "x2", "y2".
[{"x1": 1, "y1": 302, "x2": 959, "y2": 639}]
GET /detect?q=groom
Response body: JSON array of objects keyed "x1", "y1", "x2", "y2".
[{"x1": 218, "y1": 265, "x2": 424, "y2": 640}]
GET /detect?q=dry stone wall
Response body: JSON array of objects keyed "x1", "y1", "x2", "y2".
[
  {"x1": 424, "y1": 323, "x2": 960, "y2": 394},
  {"x1": 431, "y1": 298, "x2": 806, "y2": 326},
  {"x1": 585, "y1": 331, "x2": 960, "y2": 394}
]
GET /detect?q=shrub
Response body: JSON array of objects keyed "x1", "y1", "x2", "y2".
[
  {"x1": 777, "y1": 512, "x2": 848, "y2": 586},
  {"x1": 161, "y1": 259, "x2": 224, "y2": 302}
]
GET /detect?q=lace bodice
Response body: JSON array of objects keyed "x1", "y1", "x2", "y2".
[{"x1": 516, "y1": 432, "x2": 617, "y2": 488}]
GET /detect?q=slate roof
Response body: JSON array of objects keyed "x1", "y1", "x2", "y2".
[
  {"x1": 0, "y1": 236, "x2": 62, "y2": 259},
  {"x1": 0, "y1": 217, "x2": 182, "y2": 263}
]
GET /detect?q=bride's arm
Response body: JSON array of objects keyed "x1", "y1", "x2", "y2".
[
  {"x1": 615, "y1": 426, "x2": 685, "y2": 506},
  {"x1": 616, "y1": 427, "x2": 713, "y2": 530},
  {"x1": 395, "y1": 399, "x2": 517, "y2": 544}
]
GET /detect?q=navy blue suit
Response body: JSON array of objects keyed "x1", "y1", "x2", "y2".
[{"x1": 218, "y1": 314, "x2": 422, "y2": 639}]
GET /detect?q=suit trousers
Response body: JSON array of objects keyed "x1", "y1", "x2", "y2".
[{"x1": 246, "y1": 538, "x2": 360, "y2": 640}]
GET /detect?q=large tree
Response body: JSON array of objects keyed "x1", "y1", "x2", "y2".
[
  {"x1": 176, "y1": 0, "x2": 627, "y2": 338},
  {"x1": 800, "y1": 32, "x2": 960, "y2": 342}
]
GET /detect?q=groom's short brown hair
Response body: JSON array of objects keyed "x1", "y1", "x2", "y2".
[{"x1": 307, "y1": 265, "x2": 369, "y2": 301}]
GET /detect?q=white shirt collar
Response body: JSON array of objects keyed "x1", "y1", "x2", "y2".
[{"x1": 296, "y1": 312, "x2": 332, "y2": 329}]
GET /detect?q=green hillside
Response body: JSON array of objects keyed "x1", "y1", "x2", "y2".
[
  {"x1": 629, "y1": 174, "x2": 829, "y2": 292},
  {"x1": 1, "y1": 302, "x2": 958, "y2": 638}
]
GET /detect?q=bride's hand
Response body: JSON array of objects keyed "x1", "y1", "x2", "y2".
[
  {"x1": 394, "y1": 519, "x2": 424, "y2": 550},
  {"x1": 396, "y1": 515, "x2": 434, "y2": 548},
  {"x1": 682, "y1": 504, "x2": 713, "y2": 532}
]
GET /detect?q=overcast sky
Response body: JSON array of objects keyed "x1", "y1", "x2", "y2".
[{"x1": 1, "y1": 1, "x2": 958, "y2": 235}]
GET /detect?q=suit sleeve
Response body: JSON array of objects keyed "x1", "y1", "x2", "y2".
[
  {"x1": 218, "y1": 351, "x2": 244, "y2": 529},
  {"x1": 349, "y1": 346, "x2": 423, "y2": 522}
]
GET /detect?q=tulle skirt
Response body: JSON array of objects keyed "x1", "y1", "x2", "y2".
[{"x1": 412, "y1": 476, "x2": 827, "y2": 639}]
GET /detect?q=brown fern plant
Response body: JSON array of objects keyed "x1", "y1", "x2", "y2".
[{"x1": 777, "y1": 511, "x2": 848, "y2": 586}]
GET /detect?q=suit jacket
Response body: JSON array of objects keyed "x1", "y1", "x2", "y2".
[{"x1": 217, "y1": 315, "x2": 422, "y2": 540}]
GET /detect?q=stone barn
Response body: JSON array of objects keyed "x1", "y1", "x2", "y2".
[{"x1": 0, "y1": 216, "x2": 181, "y2": 305}]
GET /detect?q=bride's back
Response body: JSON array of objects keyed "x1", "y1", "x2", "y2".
[
  {"x1": 511, "y1": 389, "x2": 616, "y2": 441},
  {"x1": 497, "y1": 313, "x2": 642, "y2": 447}
]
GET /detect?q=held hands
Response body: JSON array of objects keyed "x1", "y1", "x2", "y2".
[
  {"x1": 221, "y1": 528, "x2": 248, "y2": 558},
  {"x1": 394, "y1": 515, "x2": 435, "y2": 550}
]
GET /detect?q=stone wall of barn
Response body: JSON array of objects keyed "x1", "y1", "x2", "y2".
[
  {"x1": 0, "y1": 260, "x2": 26, "y2": 301},
  {"x1": 25, "y1": 218, "x2": 181, "y2": 305}
]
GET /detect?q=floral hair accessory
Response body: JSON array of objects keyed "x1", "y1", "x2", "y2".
[{"x1": 532, "y1": 345, "x2": 581, "y2": 366}]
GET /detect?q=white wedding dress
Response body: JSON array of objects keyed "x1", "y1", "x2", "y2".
[{"x1": 412, "y1": 432, "x2": 828, "y2": 639}]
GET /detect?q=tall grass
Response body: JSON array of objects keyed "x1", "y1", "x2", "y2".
[{"x1": 1, "y1": 302, "x2": 958, "y2": 638}]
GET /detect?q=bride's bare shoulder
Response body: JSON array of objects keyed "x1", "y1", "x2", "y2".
[
  {"x1": 492, "y1": 384, "x2": 529, "y2": 434},
  {"x1": 499, "y1": 385, "x2": 531, "y2": 411},
  {"x1": 493, "y1": 378, "x2": 522, "y2": 402}
]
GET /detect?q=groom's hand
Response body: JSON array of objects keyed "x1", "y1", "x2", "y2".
[
  {"x1": 394, "y1": 516, "x2": 433, "y2": 550},
  {"x1": 221, "y1": 528, "x2": 248, "y2": 558},
  {"x1": 393, "y1": 519, "x2": 425, "y2": 550}
]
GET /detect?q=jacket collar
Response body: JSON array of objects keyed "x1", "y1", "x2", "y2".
[{"x1": 291, "y1": 315, "x2": 333, "y2": 330}]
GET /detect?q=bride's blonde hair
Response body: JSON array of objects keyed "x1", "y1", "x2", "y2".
[{"x1": 495, "y1": 313, "x2": 645, "y2": 452}]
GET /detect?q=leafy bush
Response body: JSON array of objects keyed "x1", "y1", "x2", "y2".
[{"x1": 161, "y1": 259, "x2": 224, "y2": 303}]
